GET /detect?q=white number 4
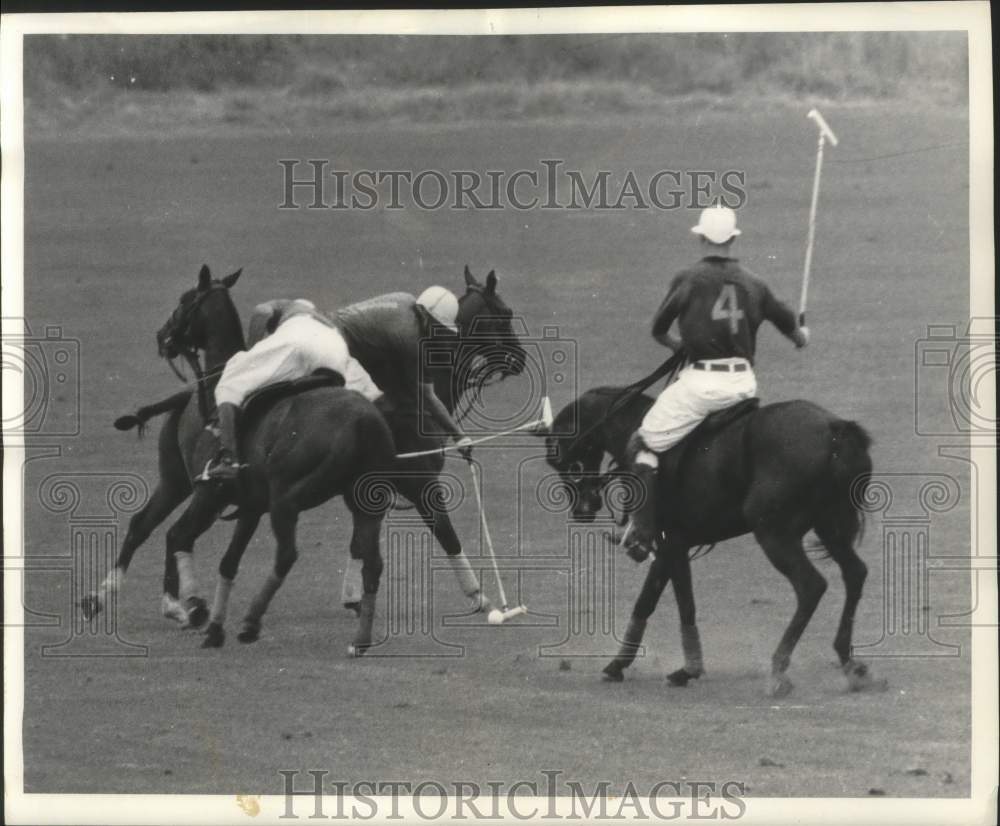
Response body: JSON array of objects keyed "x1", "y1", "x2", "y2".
[{"x1": 711, "y1": 284, "x2": 745, "y2": 333}]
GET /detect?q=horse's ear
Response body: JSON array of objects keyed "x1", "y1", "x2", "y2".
[
  {"x1": 485, "y1": 270, "x2": 497, "y2": 294},
  {"x1": 221, "y1": 268, "x2": 242, "y2": 289},
  {"x1": 464, "y1": 265, "x2": 477, "y2": 287},
  {"x1": 198, "y1": 264, "x2": 211, "y2": 290}
]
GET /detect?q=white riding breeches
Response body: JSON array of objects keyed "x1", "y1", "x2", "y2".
[
  {"x1": 215, "y1": 315, "x2": 382, "y2": 407},
  {"x1": 638, "y1": 359, "x2": 757, "y2": 454}
]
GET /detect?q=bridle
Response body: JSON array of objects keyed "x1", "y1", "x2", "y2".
[
  {"x1": 159, "y1": 283, "x2": 242, "y2": 420},
  {"x1": 452, "y1": 283, "x2": 522, "y2": 424}
]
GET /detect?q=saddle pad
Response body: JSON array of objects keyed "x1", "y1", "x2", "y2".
[
  {"x1": 659, "y1": 397, "x2": 761, "y2": 500},
  {"x1": 242, "y1": 369, "x2": 345, "y2": 419}
]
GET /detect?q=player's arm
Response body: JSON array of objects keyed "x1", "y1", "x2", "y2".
[
  {"x1": 762, "y1": 287, "x2": 809, "y2": 348},
  {"x1": 650, "y1": 275, "x2": 686, "y2": 351},
  {"x1": 418, "y1": 380, "x2": 466, "y2": 441}
]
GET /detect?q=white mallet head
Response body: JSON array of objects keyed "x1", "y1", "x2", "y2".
[
  {"x1": 540, "y1": 397, "x2": 553, "y2": 431},
  {"x1": 807, "y1": 108, "x2": 839, "y2": 147}
]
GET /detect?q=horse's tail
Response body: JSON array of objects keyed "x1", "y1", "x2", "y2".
[
  {"x1": 114, "y1": 388, "x2": 194, "y2": 438},
  {"x1": 825, "y1": 419, "x2": 874, "y2": 548}
]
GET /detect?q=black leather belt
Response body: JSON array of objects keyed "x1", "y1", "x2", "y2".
[{"x1": 693, "y1": 361, "x2": 749, "y2": 373}]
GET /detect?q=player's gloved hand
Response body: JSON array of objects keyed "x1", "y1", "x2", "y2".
[
  {"x1": 794, "y1": 326, "x2": 810, "y2": 348},
  {"x1": 455, "y1": 436, "x2": 474, "y2": 461}
]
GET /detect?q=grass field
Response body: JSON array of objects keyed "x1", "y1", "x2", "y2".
[{"x1": 20, "y1": 101, "x2": 972, "y2": 798}]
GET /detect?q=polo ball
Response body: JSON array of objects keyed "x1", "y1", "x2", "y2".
[{"x1": 487, "y1": 609, "x2": 504, "y2": 625}]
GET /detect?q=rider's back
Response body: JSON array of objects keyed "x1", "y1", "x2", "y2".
[
  {"x1": 666, "y1": 258, "x2": 797, "y2": 364},
  {"x1": 334, "y1": 293, "x2": 422, "y2": 404}
]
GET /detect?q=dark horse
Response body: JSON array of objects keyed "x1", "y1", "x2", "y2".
[
  {"x1": 546, "y1": 385, "x2": 880, "y2": 696},
  {"x1": 94, "y1": 265, "x2": 396, "y2": 650},
  {"x1": 83, "y1": 265, "x2": 527, "y2": 647}
]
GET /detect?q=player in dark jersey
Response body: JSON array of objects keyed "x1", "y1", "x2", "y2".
[{"x1": 624, "y1": 205, "x2": 809, "y2": 559}]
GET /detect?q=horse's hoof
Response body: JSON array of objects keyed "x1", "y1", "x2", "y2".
[
  {"x1": 80, "y1": 595, "x2": 102, "y2": 620},
  {"x1": 201, "y1": 622, "x2": 225, "y2": 649},
  {"x1": 667, "y1": 667, "x2": 701, "y2": 687},
  {"x1": 186, "y1": 597, "x2": 209, "y2": 629},
  {"x1": 625, "y1": 545, "x2": 651, "y2": 564},
  {"x1": 343, "y1": 601, "x2": 361, "y2": 618},
  {"x1": 348, "y1": 642, "x2": 370, "y2": 658},
  {"x1": 770, "y1": 673, "x2": 794, "y2": 698},
  {"x1": 843, "y1": 660, "x2": 888, "y2": 693},
  {"x1": 602, "y1": 663, "x2": 624, "y2": 682},
  {"x1": 237, "y1": 627, "x2": 260, "y2": 644}
]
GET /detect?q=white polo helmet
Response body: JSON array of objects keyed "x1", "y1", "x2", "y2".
[
  {"x1": 416, "y1": 286, "x2": 459, "y2": 331},
  {"x1": 691, "y1": 205, "x2": 741, "y2": 244}
]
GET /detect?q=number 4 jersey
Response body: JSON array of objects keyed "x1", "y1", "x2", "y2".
[{"x1": 651, "y1": 256, "x2": 800, "y2": 364}]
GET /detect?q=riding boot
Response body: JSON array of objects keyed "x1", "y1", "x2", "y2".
[
  {"x1": 205, "y1": 402, "x2": 242, "y2": 482},
  {"x1": 623, "y1": 463, "x2": 659, "y2": 562}
]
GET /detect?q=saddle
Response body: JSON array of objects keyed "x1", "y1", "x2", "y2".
[
  {"x1": 659, "y1": 397, "x2": 760, "y2": 490},
  {"x1": 241, "y1": 368, "x2": 346, "y2": 421}
]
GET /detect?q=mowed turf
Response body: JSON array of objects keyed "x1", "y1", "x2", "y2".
[{"x1": 21, "y1": 103, "x2": 972, "y2": 796}]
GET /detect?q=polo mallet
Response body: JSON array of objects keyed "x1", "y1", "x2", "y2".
[
  {"x1": 396, "y1": 396, "x2": 553, "y2": 460},
  {"x1": 800, "y1": 108, "x2": 839, "y2": 326},
  {"x1": 468, "y1": 460, "x2": 527, "y2": 624}
]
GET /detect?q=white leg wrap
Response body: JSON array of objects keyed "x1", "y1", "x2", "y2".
[
  {"x1": 99, "y1": 567, "x2": 125, "y2": 594},
  {"x1": 447, "y1": 552, "x2": 482, "y2": 598},
  {"x1": 681, "y1": 623, "x2": 704, "y2": 673},
  {"x1": 341, "y1": 558, "x2": 364, "y2": 605},
  {"x1": 210, "y1": 577, "x2": 234, "y2": 625},
  {"x1": 161, "y1": 593, "x2": 188, "y2": 625},
  {"x1": 175, "y1": 552, "x2": 196, "y2": 601},
  {"x1": 636, "y1": 449, "x2": 659, "y2": 469}
]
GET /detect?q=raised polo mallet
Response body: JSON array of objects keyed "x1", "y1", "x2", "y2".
[{"x1": 800, "y1": 108, "x2": 839, "y2": 326}]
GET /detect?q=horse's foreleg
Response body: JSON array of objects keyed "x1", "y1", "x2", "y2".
[
  {"x1": 755, "y1": 529, "x2": 827, "y2": 697},
  {"x1": 164, "y1": 487, "x2": 223, "y2": 629},
  {"x1": 602, "y1": 553, "x2": 672, "y2": 682},
  {"x1": 202, "y1": 512, "x2": 261, "y2": 649},
  {"x1": 80, "y1": 479, "x2": 190, "y2": 620},
  {"x1": 666, "y1": 547, "x2": 704, "y2": 686},
  {"x1": 402, "y1": 475, "x2": 491, "y2": 613},
  {"x1": 347, "y1": 513, "x2": 384, "y2": 657},
  {"x1": 238, "y1": 506, "x2": 299, "y2": 643}
]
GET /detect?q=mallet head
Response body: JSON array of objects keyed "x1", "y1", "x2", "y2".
[{"x1": 807, "y1": 108, "x2": 839, "y2": 147}]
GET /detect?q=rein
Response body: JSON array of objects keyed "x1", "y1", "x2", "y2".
[{"x1": 560, "y1": 348, "x2": 687, "y2": 462}]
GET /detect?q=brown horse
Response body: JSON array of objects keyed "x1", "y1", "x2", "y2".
[
  {"x1": 83, "y1": 266, "x2": 528, "y2": 646},
  {"x1": 546, "y1": 385, "x2": 880, "y2": 696}
]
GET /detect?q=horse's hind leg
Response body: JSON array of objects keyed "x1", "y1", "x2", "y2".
[
  {"x1": 755, "y1": 529, "x2": 827, "y2": 697},
  {"x1": 202, "y1": 512, "x2": 261, "y2": 649},
  {"x1": 346, "y1": 512, "x2": 384, "y2": 657},
  {"x1": 238, "y1": 505, "x2": 299, "y2": 643},
  {"x1": 602, "y1": 551, "x2": 673, "y2": 682},
  {"x1": 814, "y1": 523, "x2": 884, "y2": 692}
]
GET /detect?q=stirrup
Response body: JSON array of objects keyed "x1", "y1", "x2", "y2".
[{"x1": 195, "y1": 458, "x2": 243, "y2": 484}]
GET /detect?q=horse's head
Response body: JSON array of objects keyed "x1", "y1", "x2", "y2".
[
  {"x1": 156, "y1": 264, "x2": 244, "y2": 377},
  {"x1": 455, "y1": 265, "x2": 527, "y2": 381},
  {"x1": 544, "y1": 402, "x2": 608, "y2": 523}
]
